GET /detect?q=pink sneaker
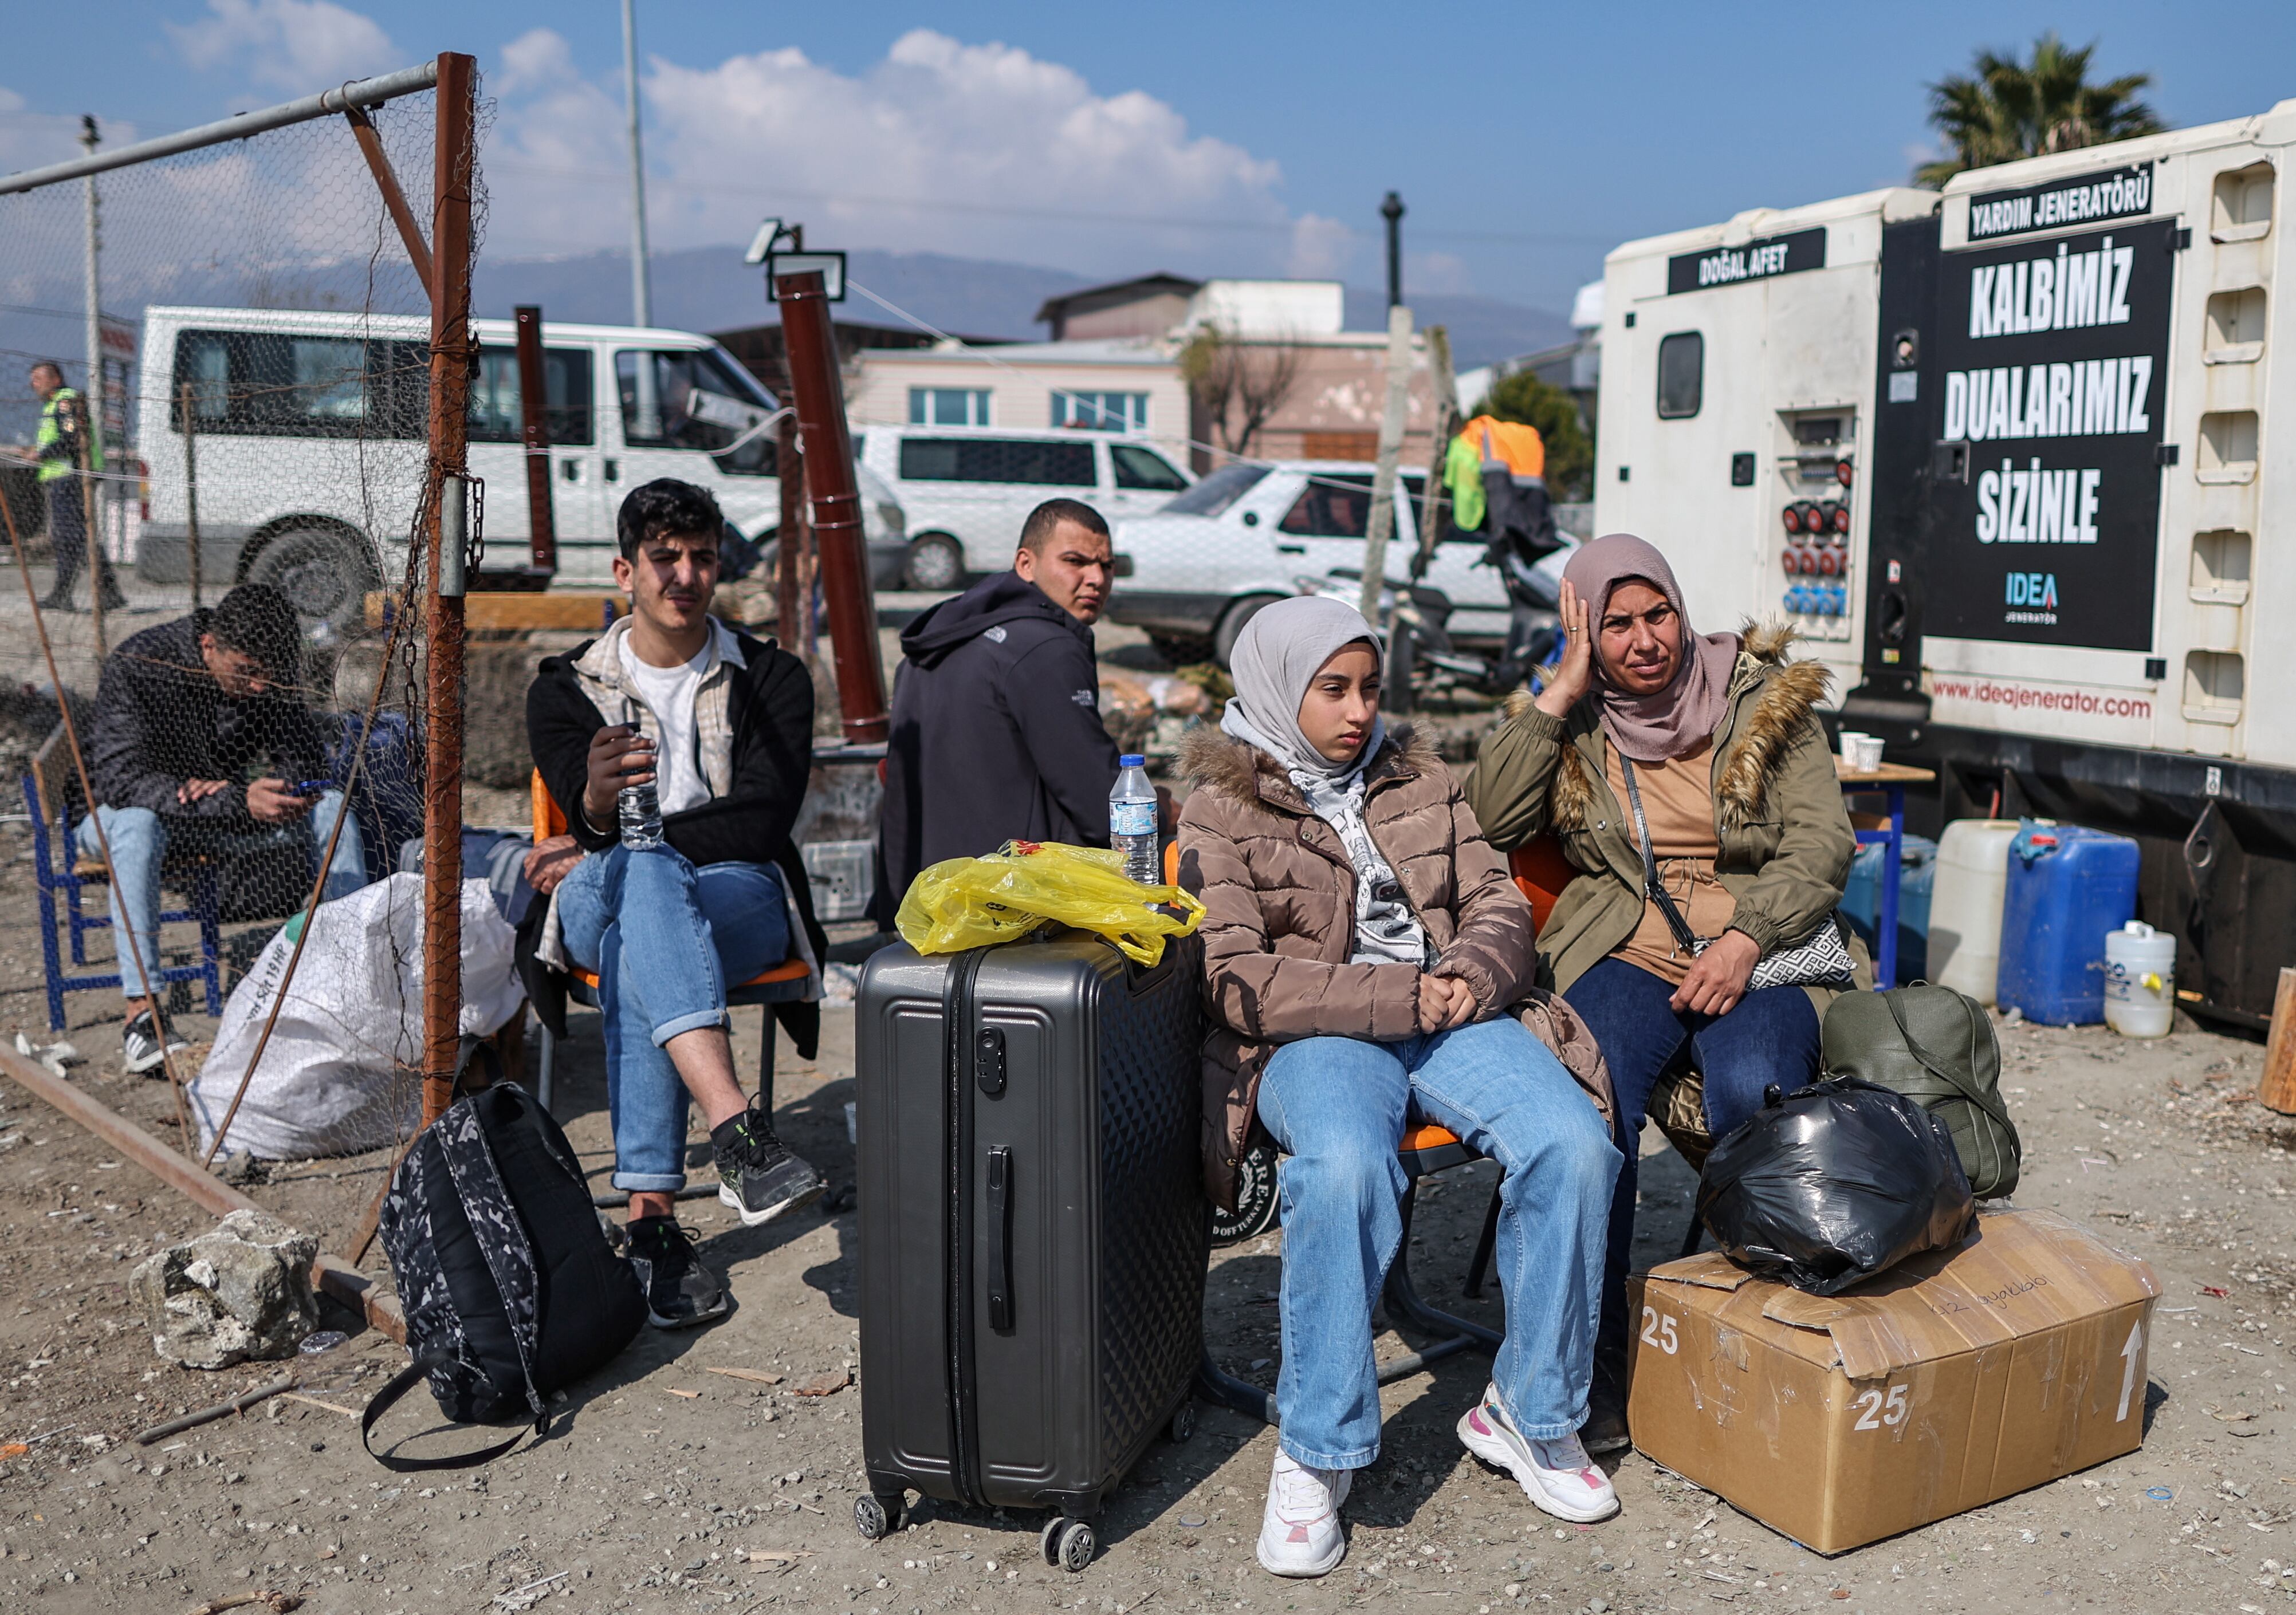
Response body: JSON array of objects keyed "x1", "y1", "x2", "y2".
[{"x1": 1456, "y1": 1382, "x2": 1619, "y2": 1522}]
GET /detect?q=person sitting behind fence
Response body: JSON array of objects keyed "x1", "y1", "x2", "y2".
[
  {"x1": 1174, "y1": 595, "x2": 1622, "y2": 1581},
  {"x1": 82, "y1": 582, "x2": 367, "y2": 1076},
  {"x1": 524, "y1": 476, "x2": 828, "y2": 1330},
  {"x1": 1464, "y1": 531, "x2": 1861, "y2": 1455}
]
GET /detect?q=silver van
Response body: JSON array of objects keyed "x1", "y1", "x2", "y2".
[{"x1": 855, "y1": 424, "x2": 1190, "y2": 589}]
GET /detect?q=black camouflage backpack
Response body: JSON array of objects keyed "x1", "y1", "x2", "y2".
[
  {"x1": 1819, "y1": 983, "x2": 2022, "y2": 1198},
  {"x1": 365, "y1": 1081, "x2": 646, "y2": 1468}
]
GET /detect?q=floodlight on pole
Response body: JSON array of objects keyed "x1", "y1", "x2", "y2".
[{"x1": 743, "y1": 216, "x2": 785, "y2": 265}]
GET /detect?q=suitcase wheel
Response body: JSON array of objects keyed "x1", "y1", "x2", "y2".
[
  {"x1": 854, "y1": 1491, "x2": 905, "y2": 1541},
  {"x1": 1168, "y1": 1401, "x2": 1197, "y2": 1444},
  {"x1": 1040, "y1": 1514, "x2": 1096, "y2": 1572}
]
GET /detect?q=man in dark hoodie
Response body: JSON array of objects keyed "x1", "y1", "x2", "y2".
[{"x1": 876, "y1": 497, "x2": 1121, "y2": 919}]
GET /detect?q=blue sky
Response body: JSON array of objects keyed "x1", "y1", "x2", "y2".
[{"x1": 6, "y1": 1, "x2": 2292, "y2": 315}]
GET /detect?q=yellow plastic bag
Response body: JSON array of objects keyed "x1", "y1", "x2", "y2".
[{"x1": 895, "y1": 840, "x2": 1205, "y2": 966}]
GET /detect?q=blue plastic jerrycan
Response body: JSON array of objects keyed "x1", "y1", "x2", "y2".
[
  {"x1": 1996, "y1": 821, "x2": 2140, "y2": 1025},
  {"x1": 1842, "y1": 833, "x2": 1937, "y2": 986}
]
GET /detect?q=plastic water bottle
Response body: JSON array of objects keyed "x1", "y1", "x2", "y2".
[
  {"x1": 618, "y1": 778, "x2": 663, "y2": 849},
  {"x1": 617, "y1": 726, "x2": 663, "y2": 850},
  {"x1": 1111, "y1": 754, "x2": 1158, "y2": 885}
]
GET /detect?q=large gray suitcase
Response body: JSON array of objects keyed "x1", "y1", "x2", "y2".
[{"x1": 853, "y1": 930, "x2": 1206, "y2": 1570}]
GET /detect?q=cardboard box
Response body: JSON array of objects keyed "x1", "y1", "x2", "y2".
[{"x1": 1626, "y1": 1209, "x2": 2159, "y2": 1554}]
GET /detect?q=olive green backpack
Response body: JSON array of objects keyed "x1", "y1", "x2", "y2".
[{"x1": 1819, "y1": 984, "x2": 2022, "y2": 1198}]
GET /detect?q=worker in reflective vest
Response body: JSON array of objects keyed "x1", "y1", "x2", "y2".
[{"x1": 28, "y1": 359, "x2": 123, "y2": 613}]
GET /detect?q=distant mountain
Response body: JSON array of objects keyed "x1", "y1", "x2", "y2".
[
  {"x1": 471, "y1": 246, "x2": 1086, "y2": 345},
  {"x1": 475, "y1": 244, "x2": 1572, "y2": 368},
  {"x1": 1340, "y1": 287, "x2": 1574, "y2": 370}
]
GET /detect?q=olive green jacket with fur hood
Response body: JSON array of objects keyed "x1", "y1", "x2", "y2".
[
  {"x1": 1465, "y1": 623, "x2": 1865, "y2": 999},
  {"x1": 1177, "y1": 723, "x2": 1615, "y2": 1210}
]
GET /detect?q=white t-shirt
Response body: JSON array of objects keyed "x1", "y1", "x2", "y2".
[{"x1": 617, "y1": 637, "x2": 711, "y2": 816}]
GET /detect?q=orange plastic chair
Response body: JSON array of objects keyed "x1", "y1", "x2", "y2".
[
  {"x1": 1508, "y1": 837, "x2": 1576, "y2": 935},
  {"x1": 1174, "y1": 833, "x2": 1503, "y2": 1425},
  {"x1": 528, "y1": 770, "x2": 812, "y2": 1116}
]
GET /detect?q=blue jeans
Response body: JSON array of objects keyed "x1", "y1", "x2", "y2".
[
  {"x1": 1254, "y1": 1016, "x2": 1621, "y2": 1470},
  {"x1": 557, "y1": 844, "x2": 789, "y2": 1193},
  {"x1": 1562, "y1": 956, "x2": 1822, "y2": 1365},
  {"x1": 77, "y1": 795, "x2": 367, "y2": 1001}
]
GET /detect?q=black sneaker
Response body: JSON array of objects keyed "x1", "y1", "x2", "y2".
[
  {"x1": 624, "y1": 1216, "x2": 728, "y2": 1329},
  {"x1": 123, "y1": 1010, "x2": 188, "y2": 1077},
  {"x1": 713, "y1": 1099, "x2": 825, "y2": 1227}
]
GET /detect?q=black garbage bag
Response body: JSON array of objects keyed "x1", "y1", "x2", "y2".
[{"x1": 1696, "y1": 1076, "x2": 1975, "y2": 1295}]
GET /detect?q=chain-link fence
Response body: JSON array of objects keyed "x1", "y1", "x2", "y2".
[{"x1": 1, "y1": 58, "x2": 489, "y2": 1259}]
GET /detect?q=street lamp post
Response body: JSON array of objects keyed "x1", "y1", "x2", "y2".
[{"x1": 1381, "y1": 190, "x2": 1405, "y2": 310}]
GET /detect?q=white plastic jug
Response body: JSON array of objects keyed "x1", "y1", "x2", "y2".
[
  {"x1": 1929, "y1": 819, "x2": 2028, "y2": 1004},
  {"x1": 2104, "y1": 920, "x2": 2177, "y2": 1038}
]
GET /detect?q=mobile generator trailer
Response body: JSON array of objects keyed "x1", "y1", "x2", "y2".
[{"x1": 1594, "y1": 101, "x2": 2295, "y2": 1027}]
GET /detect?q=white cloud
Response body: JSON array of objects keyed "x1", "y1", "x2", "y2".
[
  {"x1": 487, "y1": 27, "x2": 1304, "y2": 278},
  {"x1": 168, "y1": 0, "x2": 399, "y2": 94},
  {"x1": 1285, "y1": 214, "x2": 1355, "y2": 279}
]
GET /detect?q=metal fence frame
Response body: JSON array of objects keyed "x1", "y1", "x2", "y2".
[{"x1": 0, "y1": 53, "x2": 480, "y2": 1157}]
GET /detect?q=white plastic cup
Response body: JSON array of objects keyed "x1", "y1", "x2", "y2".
[
  {"x1": 1851, "y1": 735, "x2": 1885, "y2": 772},
  {"x1": 1837, "y1": 730, "x2": 1870, "y2": 765},
  {"x1": 2103, "y1": 920, "x2": 2176, "y2": 1038}
]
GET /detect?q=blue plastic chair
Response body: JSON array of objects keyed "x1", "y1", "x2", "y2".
[{"x1": 23, "y1": 743, "x2": 223, "y2": 1033}]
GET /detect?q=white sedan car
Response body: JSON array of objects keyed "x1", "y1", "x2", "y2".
[{"x1": 1105, "y1": 460, "x2": 1511, "y2": 665}]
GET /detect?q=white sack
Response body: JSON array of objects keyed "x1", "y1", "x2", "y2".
[{"x1": 190, "y1": 875, "x2": 523, "y2": 1160}]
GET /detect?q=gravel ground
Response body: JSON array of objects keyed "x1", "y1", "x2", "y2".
[
  {"x1": 4, "y1": 575, "x2": 2293, "y2": 1614},
  {"x1": 8, "y1": 987, "x2": 2296, "y2": 1615}
]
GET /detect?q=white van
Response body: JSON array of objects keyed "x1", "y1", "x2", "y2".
[
  {"x1": 1106, "y1": 460, "x2": 1511, "y2": 664},
  {"x1": 135, "y1": 306, "x2": 905, "y2": 639},
  {"x1": 855, "y1": 423, "x2": 1192, "y2": 589}
]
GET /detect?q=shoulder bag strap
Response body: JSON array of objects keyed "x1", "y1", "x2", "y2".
[
  {"x1": 1881, "y1": 991, "x2": 2014, "y2": 1131},
  {"x1": 1617, "y1": 757, "x2": 1705, "y2": 957},
  {"x1": 360, "y1": 1348, "x2": 542, "y2": 1472}
]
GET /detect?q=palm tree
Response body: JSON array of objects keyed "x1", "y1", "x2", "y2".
[{"x1": 1916, "y1": 33, "x2": 2164, "y2": 188}]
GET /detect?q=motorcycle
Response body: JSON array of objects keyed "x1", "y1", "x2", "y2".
[{"x1": 1292, "y1": 513, "x2": 1575, "y2": 704}]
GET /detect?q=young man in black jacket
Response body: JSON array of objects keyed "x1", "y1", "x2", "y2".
[
  {"x1": 82, "y1": 583, "x2": 364, "y2": 1073},
  {"x1": 526, "y1": 478, "x2": 826, "y2": 1328},
  {"x1": 876, "y1": 497, "x2": 1121, "y2": 920}
]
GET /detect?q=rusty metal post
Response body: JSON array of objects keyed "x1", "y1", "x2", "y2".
[
  {"x1": 775, "y1": 413, "x2": 803, "y2": 648},
  {"x1": 421, "y1": 53, "x2": 478, "y2": 1128},
  {"x1": 773, "y1": 268, "x2": 887, "y2": 742},
  {"x1": 514, "y1": 305, "x2": 556, "y2": 576}
]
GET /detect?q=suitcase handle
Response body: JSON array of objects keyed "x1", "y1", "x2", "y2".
[{"x1": 985, "y1": 1145, "x2": 1014, "y2": 1332}]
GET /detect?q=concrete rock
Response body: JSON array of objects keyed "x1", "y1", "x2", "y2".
[{"x1": 127, "y1": 1208, "x2": 319, "y2": 1370}]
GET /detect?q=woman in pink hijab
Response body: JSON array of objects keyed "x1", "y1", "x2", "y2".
[{"x1": 1464, "y1": 533, "x2": 1860, "y2": 1456}]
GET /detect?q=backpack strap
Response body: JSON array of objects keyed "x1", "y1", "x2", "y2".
[
  {"x1": 1881, "y1": 991, "x2": 2014, "y2": 1135},
  {"x1": 360, "y1": 1348, "x2": 542, "y2": 1472},
  {"x1": 430, "y1": 1099, "x2": 550, "y2": 1427}
]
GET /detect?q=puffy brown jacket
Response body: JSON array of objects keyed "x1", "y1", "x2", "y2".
[{"x1": 1176, "y1": 723, "x2": 1614, "y2": 1208}]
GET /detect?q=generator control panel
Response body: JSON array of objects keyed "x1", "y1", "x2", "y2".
[{"x1": 1777, "y1": 409, "x2": 1856, "y2": 640}]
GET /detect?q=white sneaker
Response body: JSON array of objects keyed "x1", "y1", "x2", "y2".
[
  {"x1": 1456, "y1": 1382, "x2": 1619, "y2": 1523},
  {"x1": 1255, "y1": 1450, "x2": 1352, "y2": 1578}
]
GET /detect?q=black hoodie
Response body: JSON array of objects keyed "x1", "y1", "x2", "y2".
[{"x1": 876, "y1": 572, "x2": 1118, "y2": 921}]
